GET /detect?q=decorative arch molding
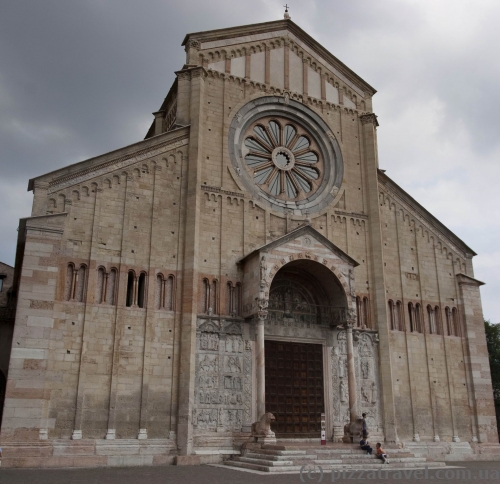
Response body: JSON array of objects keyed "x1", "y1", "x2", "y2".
[{"x1": 239, "y1": 224, "x2": 359, "y2": 318}]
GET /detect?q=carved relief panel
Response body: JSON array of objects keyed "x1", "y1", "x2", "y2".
[
  {"x1": 194, "y1": 318, "x2": 252, "y2": 433},
  {"x1": 331, "y1": 330, "x2": 382, "y2": 435}
]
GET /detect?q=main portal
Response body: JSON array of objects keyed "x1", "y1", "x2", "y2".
[{"x1": 265, "y1": 340, "x2": 324, "y2": 437}]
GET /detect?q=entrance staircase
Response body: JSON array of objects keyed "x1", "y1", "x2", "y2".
[{"x1": 224, "y1": 442, "x2": 447, "y2": 473}]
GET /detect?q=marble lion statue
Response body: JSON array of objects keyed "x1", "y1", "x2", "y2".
[{"x1": 251, "y1": 412, "x2": 276, "y2": 436}]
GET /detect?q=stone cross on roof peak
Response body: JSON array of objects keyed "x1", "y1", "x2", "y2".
[{"x1": 284, "y1": 4, "x2": 291, "y2": 19}]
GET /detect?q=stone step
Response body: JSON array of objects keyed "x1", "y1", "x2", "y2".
[
  {"x1": 322, "y1": 457, "x2": 427, "y2": 465},
  {"x1": 225, "y1": 460, "x2": 447, "y2": 473},
  {"x1": 336, "y1": 453, "x2": 417, "y2": 460},
  {"x1": 257, "y1": 449, "x2": 309, "y2": 456},
  {"x1": 323, "y1": 461, "x2": 447, "y2": 470},
  {"x1": 234, "y1": 456, "x2": 294, "y2": 466},
  {"x1": 245, "y1": 452, "x2": 317, "y2": 461},
  {"x1": 225, "y1": 460, "x2": 304, "y2": 472}
]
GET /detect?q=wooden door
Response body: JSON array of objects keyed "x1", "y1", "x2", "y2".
[{"x1": 265, "y1": 340, "x2": 324, "y2": 436}]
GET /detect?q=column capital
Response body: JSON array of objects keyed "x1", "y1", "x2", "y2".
[
  {"x1": 257, "y1": 310, "x2": 268, "y2": 320},
  {"x1": 359, "y1": 113, "x2": 379, "y2": 127}
]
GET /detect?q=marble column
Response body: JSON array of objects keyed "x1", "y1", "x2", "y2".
[
  {"x1": 346, "y1": 322, "x2": 358, "y2": 423},
  {"x1": 256, "y1": 312, "x2": 266, "y2": 418}
]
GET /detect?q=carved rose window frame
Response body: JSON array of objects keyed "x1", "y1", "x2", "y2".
[{"x1": 243, "y1": 117, "x2": 324, "y2": 201}]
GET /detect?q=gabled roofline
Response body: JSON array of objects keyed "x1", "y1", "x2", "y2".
[
  {"x1": 28, "y1": 125, "x2": 190, "y2": 192},
  {"x1": 378, "y1": 169, "x2": 476, "y2": 256},
  {"x1": 183, "y1": 19, "x2": 376, "y2": 96},
  {"x1": 238, "y1": 223, "x2": 360, "y2": 267}
]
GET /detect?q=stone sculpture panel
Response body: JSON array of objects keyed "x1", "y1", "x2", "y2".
[
  {"x1": 194, "y1": 317, "x2": 251, "y2": 433},
  {"x1": 331, "y1": 330, "x2": 382, "y2": 439}
]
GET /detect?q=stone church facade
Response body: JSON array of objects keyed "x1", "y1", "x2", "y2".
[{"x1": 0, "y1": 18, "x2": 498, "y2": 467}]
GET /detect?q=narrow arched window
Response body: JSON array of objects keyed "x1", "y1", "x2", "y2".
[
  {"x1": 356, "y1": 296, "x2": 362, "y2": 327},
  {"x1": 226, "y1": 282, "x2": 233, "y2": 315},
  {"x1": 452, "y1": 308, "x2": 460, "y2": 337},
  {"x1": 415, "y1": 303, "x2": 422, "y2": 333},
  {"x1": 363, "y1": 297, "x2": 370, "y2": 329},
  {"x1": 234, "y1": 283, "x2": 241, "y2": 317},
  {"x1": 435, "y1": 306, "x2": 442, "y2": 335},
  {"x1": 210, "y1": 279, "x2": 218, "y2": 314},
  {"x1": 75, "y1": 265, "x2": 87, "y2": 302},
  {"x1": 388, "y1": 300, "x2": 395, "y2": 330},
  {"x1": 427, "y1": 305, "x2": 435, "y2": 334},
  {"x1": 126, "y1": 271, "x2": 135, "y2": 307},
  {"x1": 64, "y1": 263, "x2": 75, "y2": 301},
  {"x1": 137, "y1": 273, "x2": 146, "y2": 308},
  {"x1": 408, "y1": 302, "x2": 415, "y2": 332},
  {"x1": 396, "y1": 301, "x2": 403, "y2": 331},
  {"x1": 106, "y1": 268, "x2": 117, "y2": 305},
  {"x1": 445, "y1": 307, "x2": 452, "y2": 335},
  {"x1": 165, "y1": 275, "x2": 174, "y2": 311},
  {"x1": 155, "y1": 274, "x2": 164, "y2": 310},
  {"x1": 200, "y1": 278, "x2": 209, "y2": 314},
  {"x1": 96, "y1": 267, "x2": 105, "y2": 303}
]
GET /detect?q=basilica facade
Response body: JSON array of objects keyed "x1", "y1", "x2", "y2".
[{"x1": 0, "y1": 17, "x2": 498, "y2": 467}]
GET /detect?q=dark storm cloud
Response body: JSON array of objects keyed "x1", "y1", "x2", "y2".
[{"x1": 1, "y1": 0, "x2": 499, "y2": 320}]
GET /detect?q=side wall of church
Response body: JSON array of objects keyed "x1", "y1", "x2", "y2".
[
  {"x1": 1, "y1": 137, "x2": 189, "y2": 441},
  {"x1": 379, "y1": 188, "x2": 477, "y2": 442}
]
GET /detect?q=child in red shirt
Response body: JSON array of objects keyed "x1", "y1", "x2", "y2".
[{"x1": 376, "y1": 443, "x2": 389, "y2": 464}]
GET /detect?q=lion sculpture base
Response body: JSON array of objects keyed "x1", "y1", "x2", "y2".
[
  {"x1": 342, "y1": 417, "x2": 365, "y2": 443},
  {"x1": 251, "y1": 412, "x2": 277, "y2": 444}
]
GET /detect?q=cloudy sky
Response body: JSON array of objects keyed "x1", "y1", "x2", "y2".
[{"x1": 1, "y1": 0, "x2": 499, "y2": 322}]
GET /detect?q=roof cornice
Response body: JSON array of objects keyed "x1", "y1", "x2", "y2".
[
  {"x1": 378, "y1": 169, "x2": 476, "y2": 257},
  {"x1": 28, "y1": 126, "x2": 190, "y2": 192}
]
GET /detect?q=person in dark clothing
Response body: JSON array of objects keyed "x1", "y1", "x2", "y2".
[
  {"x1": 359, "y1": 438, "x2": 373, "y2": 455},
  {"x1": 361, "y1": 412, "x2": 368, "y2": 438}
]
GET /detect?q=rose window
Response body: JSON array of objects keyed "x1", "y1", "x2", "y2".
[{"x1": 242, "y1": 117, "x2": 324, "y2": 201}]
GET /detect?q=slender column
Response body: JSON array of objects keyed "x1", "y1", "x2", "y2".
[
  {"x1": 256, "y1": 312, "x2": 266, "y2": 418},
  {"x1": 346, "y1": 322, "x2": 358, "y2": 423},
  {"x1": 102, "y1": 272, "x2": 108, "y2": 304},
  {"x1": 133, "y1": 276, "x2": 138, "y2": 307},
  {"x1": 70, "y1": 269, "x2": 78, "y2": 300}
]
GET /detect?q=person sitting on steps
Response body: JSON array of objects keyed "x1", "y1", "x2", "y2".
[
  {"x1": 376, "y1": 443, "x2": 389, "y2": 464},
  {"x1": 359, "y1": 437, "x2": 373, "y2": 455}
]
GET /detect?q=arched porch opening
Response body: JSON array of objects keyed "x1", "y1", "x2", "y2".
[
  {"x1": 264, "y1": 260, "x2": 349, "y2": 437},
  {"x1": 267, "y1": 259, "x2": 348, "y2": 325}
]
